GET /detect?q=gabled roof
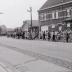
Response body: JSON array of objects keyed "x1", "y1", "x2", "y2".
[{"x1": 39, "y1": 0, "x2": 72, "y2": 10}]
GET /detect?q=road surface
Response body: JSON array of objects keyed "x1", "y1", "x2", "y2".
[
  {"x1": 0, "y1": 37, "x2": 71, "y2": 71},
  {"x1": 0, "y1": 37, "x2": 71, "y2": 72}
]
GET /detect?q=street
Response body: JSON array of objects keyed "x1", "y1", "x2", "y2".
[{"x1": 0, "y1": 37, "x2": 72, "y2": 72}]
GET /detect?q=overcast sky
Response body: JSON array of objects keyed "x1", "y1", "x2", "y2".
[{"x1": 0, "y1": 0, "x2": 46, "y2": 28}]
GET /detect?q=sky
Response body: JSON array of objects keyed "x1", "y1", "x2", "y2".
[{"x1": 0, "y1": 0, "x2": 47, "y2": 28}]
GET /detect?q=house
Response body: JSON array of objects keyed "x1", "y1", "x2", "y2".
[{"x1": 38, "y1": 0, "x2": 72, "y2": 32}]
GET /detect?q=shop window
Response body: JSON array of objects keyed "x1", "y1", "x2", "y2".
[
  {"x1": 52, "y1": 12, "x2": 55, "y2": 19},
  {"x1": 69, "y1": 9, "x2": 72, "y2": 16},
  {"x1": 56, "y1": 12, "x2": 58, "y2": 19}
]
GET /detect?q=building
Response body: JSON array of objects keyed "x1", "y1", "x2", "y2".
[
  {"x1": 22, "y1": 20, "x2": 39, "y2": 32},
  {"x1": 38, "y1": 0, "x2": 72, "y2": 32},
  {"x1": 21, "y1": 20, "x2": 39, "y2": 39}
]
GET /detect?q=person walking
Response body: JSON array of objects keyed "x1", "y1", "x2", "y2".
[
  {"x1": 43, "y1": 31, "x2": 45, "y2": 40},
  {"x1": 48, "y1": 31, "x2": 51, "y2": 40},
  {"x1": 52, "y1": 31, "x2": 55, "y2": 41},
  {"x1": 22, "y1": 32, "x2": 25, "y2": 39},
  {"x1": 66, "y1": 32, "x2": 70, "y2": 43}
]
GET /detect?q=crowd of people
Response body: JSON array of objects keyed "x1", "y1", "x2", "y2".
[
  {"x1": 6, "y1": 30, "x2": 39, "y2": 40},
  {"x1": 6, "y1": 30, "x2": 72, "y2": 43},
  {"x1": 39, "y1": 31, "x2": 71, "y2": 43}
]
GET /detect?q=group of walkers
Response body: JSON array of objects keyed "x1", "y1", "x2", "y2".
[
  {"x1": 39, "y1": 31, "x2": 56, "y2": 41},
  {"x1": 7, "y1": 31, "x2": 39, "y2": 40},
  {"x1": 39, "y1": 31, "x2": 70, "y2": 43},
  {"x1": 6, "y1": 29, "x2": 71, "y2": 43}
]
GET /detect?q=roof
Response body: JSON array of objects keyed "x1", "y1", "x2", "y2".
[
  {"x1": 39, "y1": 0, "x2": 72, "y2": 10},
  {"x1": 22, "y1": 20, "x2": 39, "y2": 27}
]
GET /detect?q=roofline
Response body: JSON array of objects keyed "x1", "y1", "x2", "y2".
[{"x1": 38, "y1": 1, "x2": 72, "y2": 11}]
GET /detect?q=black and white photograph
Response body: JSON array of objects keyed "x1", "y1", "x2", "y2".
[{"x1": 0, "y1": 0, "x2": 72, "y2": 72}]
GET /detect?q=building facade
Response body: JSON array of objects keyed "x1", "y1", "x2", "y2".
[{"x1": 38, "y1": 0, "x2": 72, "y2": 32}]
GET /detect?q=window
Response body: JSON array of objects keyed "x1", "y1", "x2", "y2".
[
  {"x1": 46, "y1": 13, "x2": 52, "y2": 20},
  {"x1": 65, "y1": 8, "x2": 72, "y2": 17},
  {"x1": 58, "y1": 10, "x2": 67, "y2": 18},
  {"x1": 67, "y1": 9, "x2": 70, "y2": 17},
  {"x1": 56, "y1": 12, "x2": 58, "y2": 19},
  {"x1": 44, "y1": 13, "x2": 47, "y2": 20},
  {"x1": 52, "y1": 12, "x2": 55, "y2": 19},
  {"x1": 52, "y1": 12, "x2": 56, "y2": 19},
  {"x1": 40, "y1": 12, "x2": 56, "y2": 21},
  {"x1": 39, "y1": 13, "x2": 44, "y2": 21},
  {"x1": 39, "y1": 13, "x2": 46, "y2": 21}
]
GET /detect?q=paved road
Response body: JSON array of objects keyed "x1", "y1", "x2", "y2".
[
  {"x1": 0, "y1": 45, "x2": 35, "y2": 72},
  {"x1": 0, "y1": 37, "x2": 72, "y2": 69},
  {"x1": 0, "y1": 37, "x2": 71, "y2": 72},
  {"x1": 0, "y1": 37, "x2": 71, "y2": 61}
]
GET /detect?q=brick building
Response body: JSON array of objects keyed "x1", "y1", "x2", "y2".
[{"x1": 38, "y1": 0, "x2": 72, "y2": 32}]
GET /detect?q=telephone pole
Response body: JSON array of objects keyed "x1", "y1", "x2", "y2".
[
  {"x1": 0, "y1": 12, "x2": 4, "y2": 35},
  {"x1": 27, "y1": 7, "x2": 33, "y2": 39}
]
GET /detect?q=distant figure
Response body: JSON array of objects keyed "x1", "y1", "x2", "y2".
[
  {"x1": 66, "y1": 32, "x2": 69, "y2": 43},
  {"x1": 43, "y1": 31, "x2": 45, "y2": 40},
  {"x1": 48, "y1": 31, "x2": 51, "y2": 40},
  {"x1": 52, "y1": 31, "x2": 55, "y2": 41},
  {"x1": 22, "y1": 32, "x2": 25, "y2": 39}
]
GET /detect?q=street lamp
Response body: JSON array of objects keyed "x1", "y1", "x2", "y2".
[{"x1": 27, "y1": 7, "x2": 33, "y2": 39}]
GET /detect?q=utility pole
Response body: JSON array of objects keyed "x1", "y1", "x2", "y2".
[
  {"x1": 0, "y1": 12, "x2": 4, "y2": 35},
  {"x1": 27, "y1": 7, "x2": 32, "y2": 39}
]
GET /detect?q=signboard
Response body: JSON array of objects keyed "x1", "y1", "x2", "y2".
[{"x1": 41, "y1": 26, "x2": 48, "y2": 32}]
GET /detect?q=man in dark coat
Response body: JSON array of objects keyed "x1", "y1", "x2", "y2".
[
  {"x1": 66, "y1": 32, "x2": 69, "y2": 43},
  {"x1": 52, "y1": 31, "x2": 55, "y2": 41},
  {"x1": 48, "y1": 31, "x2": 51, "y2": 40},
  {"x1": 43, "y1": 31, "x2": 45, "y2": 40}
]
